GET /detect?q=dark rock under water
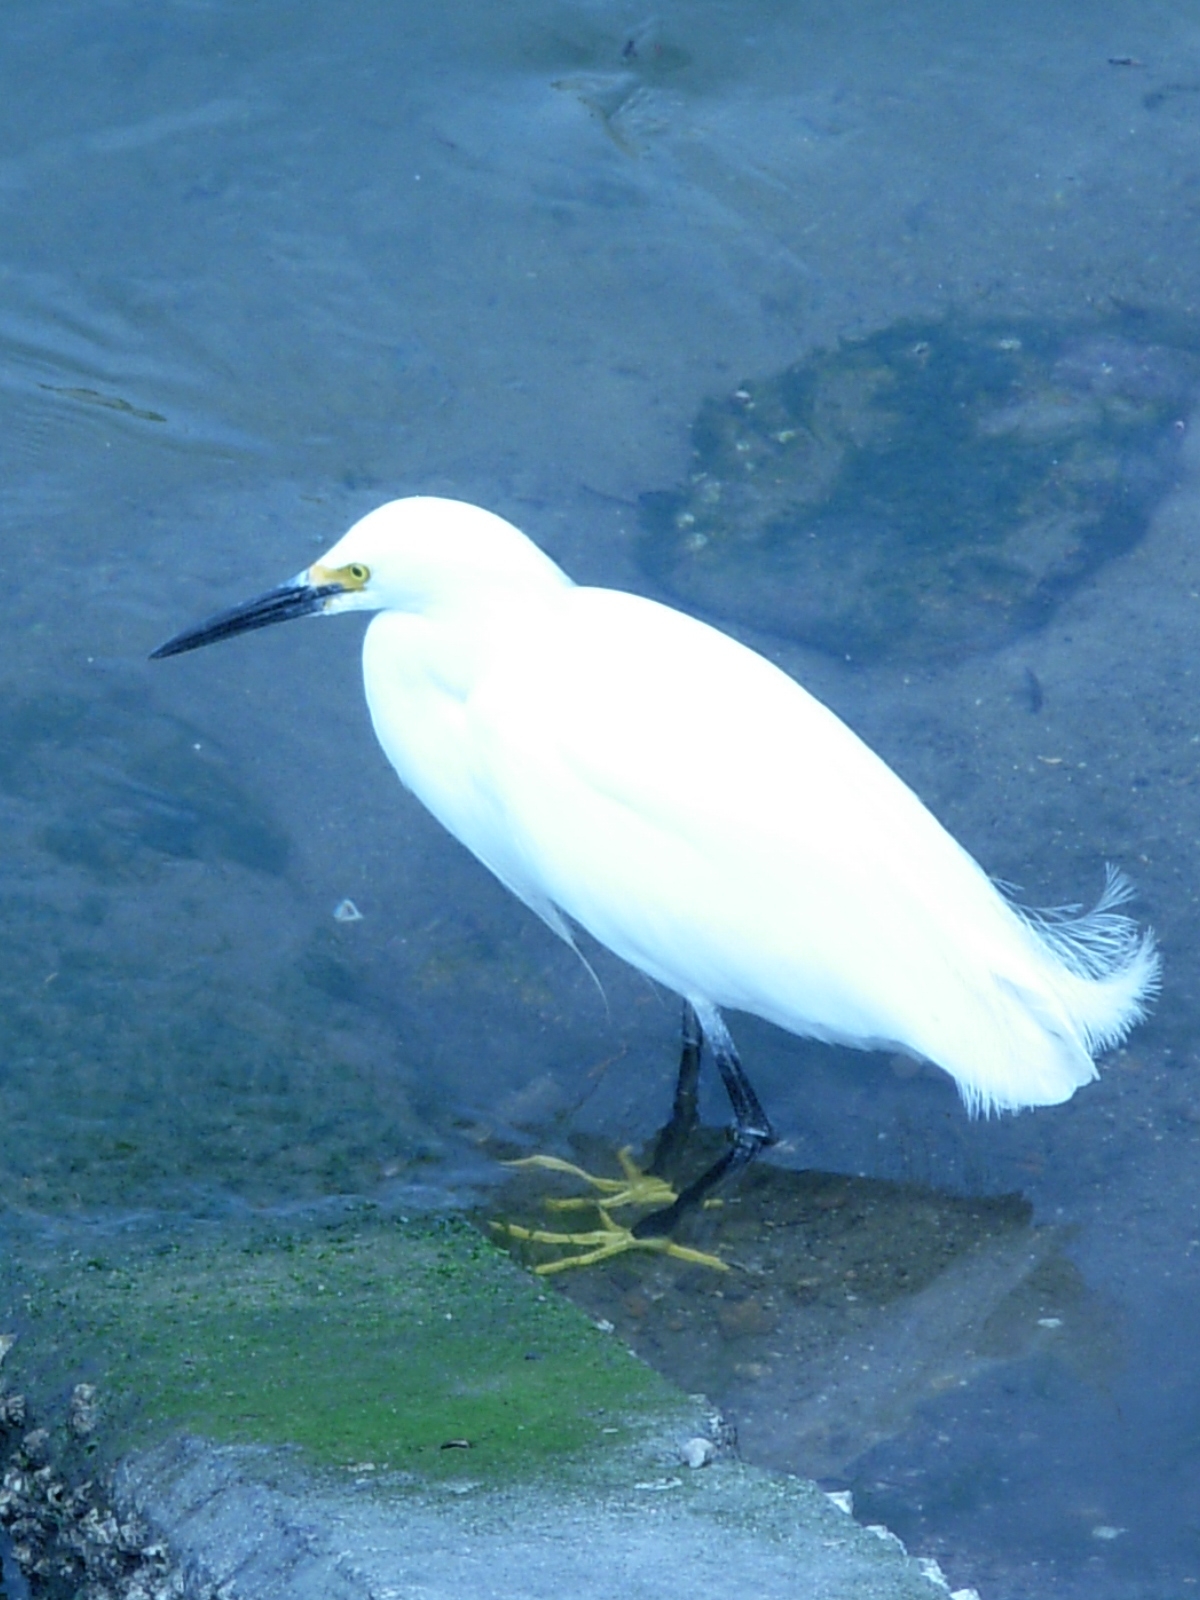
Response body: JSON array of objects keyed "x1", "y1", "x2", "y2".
[{"x1": 639, "y1": 312, "x2": 1199, "y2": 662}]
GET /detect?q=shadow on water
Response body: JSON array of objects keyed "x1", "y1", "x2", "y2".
[{"x1": 489, "y1": 1133, "x2": 1116, "y2": 1484}]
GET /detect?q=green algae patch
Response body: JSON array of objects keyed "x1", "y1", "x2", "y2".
[{"x1": 1, "y1": 1211, "x2": 696, "y2": 1485}]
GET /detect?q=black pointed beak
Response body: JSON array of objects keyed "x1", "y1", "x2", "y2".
[{"x1": 150, "y1": 579, "x2": 344, "y2": 659}]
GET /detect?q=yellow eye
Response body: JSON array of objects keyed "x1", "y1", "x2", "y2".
[{"x1": 310, "y1": 560, "x2": 371, "y2": 592}]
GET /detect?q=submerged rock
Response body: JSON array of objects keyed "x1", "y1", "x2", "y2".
[{"x1": 640, "y1": 315, "x2": 1197, "y2": 661}]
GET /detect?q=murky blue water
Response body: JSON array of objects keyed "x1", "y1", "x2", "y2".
[{"x1": 2, "y1": 2, "x2": 1198, "y2": 1595}]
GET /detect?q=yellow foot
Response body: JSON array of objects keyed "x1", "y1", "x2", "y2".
[
  {"x1": 502, "y1": 1146, "x2": 677, "y2": 1213},
  {"x1": 490, "y1": 1206, "x2": 727, "y2": 1274}
]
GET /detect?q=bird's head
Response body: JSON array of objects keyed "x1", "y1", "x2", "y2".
[{"x1": 150, "y1": 496, "x2": 570, "y2": 659}]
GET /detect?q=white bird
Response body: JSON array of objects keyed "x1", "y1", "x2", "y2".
[{"x1": 153, "y1": 496, "x2": 1158, "y2": 1248}]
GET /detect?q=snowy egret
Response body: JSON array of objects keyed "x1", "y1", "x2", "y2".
[{"x1": 153, "y1": 496, "x2": 1158, "y2": 1259}]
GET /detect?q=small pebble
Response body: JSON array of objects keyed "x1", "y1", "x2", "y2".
[
  {"x1": 680, "y1": 1436, "x2": 715, "y2": 1469},
  {"x1": 716, "y1": 1294, "x2": 778, "y2": 1339}
]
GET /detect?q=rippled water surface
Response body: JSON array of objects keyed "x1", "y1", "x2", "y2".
[{"x1": 2, "y1": 3, "x2": 1199, "y2": 1596}]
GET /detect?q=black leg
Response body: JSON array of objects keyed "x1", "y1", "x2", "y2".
[
  {"x1": 646, "y1": 1000, "x2": 703, "y2": 1181},
  {"x1": 633, "y1": 1001, "x2": 774, "y2": 1239}
]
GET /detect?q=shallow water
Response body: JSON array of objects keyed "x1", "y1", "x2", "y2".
[{"x1": 2, "y1": 2, "x2": 1199, "y2": 1595}]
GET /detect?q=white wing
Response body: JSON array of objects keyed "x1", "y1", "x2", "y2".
[{"x1": 464, "y1": 586, "x2": 1155, "y2": 1113}]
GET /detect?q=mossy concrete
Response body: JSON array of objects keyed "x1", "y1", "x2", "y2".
[
  {"x1": 0, "y1": 1207, "x2": 962, "y2": 1598},
  {"x1": 0, "y1": 1207, "x2": 701, "y2": 1489}
]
